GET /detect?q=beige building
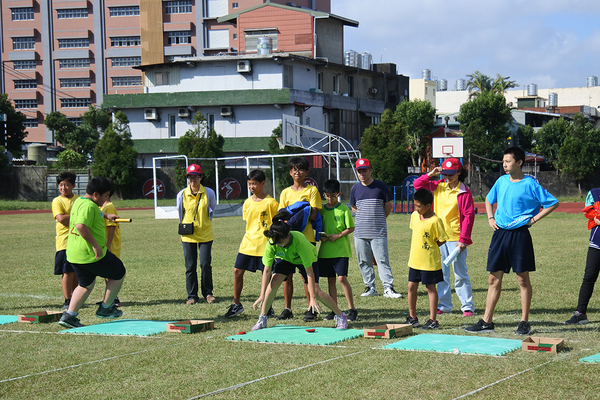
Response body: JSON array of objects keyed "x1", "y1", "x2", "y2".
[{"x1": 409, "y1": 78, "x2": 437, "y2": 108}]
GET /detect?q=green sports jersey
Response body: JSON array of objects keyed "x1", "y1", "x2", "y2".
[
  {"x1": 262, "y1": 231, "x2": 317, "y2": 269},
  {"x1": 66, "y1": 197, "x2": 107, "y2": 264},
  {"x1": 318, "y1": 203, "x2": 354, "y2": 258}
]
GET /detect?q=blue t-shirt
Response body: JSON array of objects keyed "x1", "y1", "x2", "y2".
[
  {"x1": 487, "y1": 174, "x2": 558, "y2": 230},
  {"x1": 350, "y1": 179, "x2": 392, "y2": 238}
]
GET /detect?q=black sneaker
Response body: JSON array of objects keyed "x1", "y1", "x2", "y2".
[
  {"x1": 267, "y1": 307, "x2": 275, "y2": 318},
  {"x1": 323, "y1": 311, "x2": 335, "y2": 320},
  {"x1": 565, "y1": 311, "x2": 589, "y2": 325},
  {"x1": 465, "y1": 319, "x2": 495, "y2": 333},
  {"x1": 515, "y1": 321, "x2": 532, "y2": 335},
  {"x1": 96, "y1": 303, "x2": 123, "y2": 319},
  {"x1": 347, "y1": 309, "x2": 358, "y2": 321},
  {"x1": 405, "y1": 316, "x2": 420, "y2": 327},
  {"x1": 62, "y1": 299, "x2": 70, "y2": 311},
  {"x1": 420, "y1": 319, "x2": 440, "y2": 330},
  {"x1": 304, "y1": 309, "x2": 318, "y2": 322},
  {"x1": 113, "y1": 297, "x2": 121, "y2": 307},
  {"x1": 276, "y1": 308, "x2": 293, "y2": 320},
  {"x1": 224, "y1": 303, "x2": 244, "y2": 318},
  {"x1": 58, "y1": 312, "x2": 84, "y2": 328}
]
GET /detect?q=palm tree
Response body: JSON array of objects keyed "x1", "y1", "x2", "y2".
[
  {"x1": 466, "y1": 71, "x2": 492, "y2": 98},
  {"x1": 492, "y1": 74, "x2": 518, "y2": 93}
]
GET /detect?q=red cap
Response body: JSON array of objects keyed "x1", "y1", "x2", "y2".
[
  {"x1": 186, "y1": 164, "x2": 202, "y2": 175},
  {"x1": 441, "y1": 158, "x2": 461, "y2": 174},
  {"x1": 355, "y1": 158, "x2": 371, "y2": 170}
]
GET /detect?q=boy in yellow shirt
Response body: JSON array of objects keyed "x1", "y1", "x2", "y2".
[
  {"x1": 277, "y1": 157, "x2": 322, "y2": 321},
  {"x1": 52, "y1": 171, "x2": 79, "y2": 310},
  {"x1": 405, "y1": 188, "x2": 448, "y2": 330}
]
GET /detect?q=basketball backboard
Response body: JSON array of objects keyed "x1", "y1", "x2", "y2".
[
  {"x1": 432, "y1": 137, "x2": 464, "y2": 158},
  {"x1": 281, "y1": 114, "x2": 300, "y2": 147}
]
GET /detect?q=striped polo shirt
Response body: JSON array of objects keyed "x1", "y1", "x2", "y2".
[{"x1": 350, "y1": 179, "x2": 392, "y2": 239}]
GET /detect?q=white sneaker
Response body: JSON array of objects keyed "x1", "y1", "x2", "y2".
[
  {"x1": 361, "y1": 286, "x2": 378, "y2": 297},
  {"x1": 252, "y1": 314, "x2": 267, "y2": 331},
  {"x1": 383, "y1": 287, "x2": 402, "y2": 298}
]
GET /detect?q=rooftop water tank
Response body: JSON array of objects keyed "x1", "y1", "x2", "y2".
[
  {"x1": 257, "y1": 36, "x2": 272, "y2": 55},
  {"x1": 422, "y1": 69, "x2": 432, "y2": 80},
  {"x1": 587, "y1": 76, "x2": 598, "y2": 87},
  {"x1": 527, "y1": 83, "x2": 538, "y2": 96},
  {"x1": 456, "y1": 78, "x2": 466, "y2": 91},
  {"x1": 438, "y1": 79, "x2": 448, "y2": 91},
  {"x1": 27, "y1": 144, "x2": 46, "y2": 165},
  {"x1": 548, "y1": 92, "x2": 558, "y2": 107}
]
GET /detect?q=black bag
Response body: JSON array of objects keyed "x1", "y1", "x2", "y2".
[{"x1": 178, "y1": 223, "x2": 194, "y2": 235}]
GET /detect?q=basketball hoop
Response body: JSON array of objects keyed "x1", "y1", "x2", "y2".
[
  {"x1": 276, "y1": 137, "x2": 285, "y2": 150},
  {"x1": 441, "y1": 145, "x2": 454, "y2": 157}
]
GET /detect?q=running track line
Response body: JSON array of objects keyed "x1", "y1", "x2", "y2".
[
  {"x1": 0, "y1": 341, "x2": 186, "y2": 384},
  {"x1": 452, "y1": 359, "x2": 555, "y2": 399},
  {"x1": 189, "y1": 350, "x2": 369, "y2": 399}
]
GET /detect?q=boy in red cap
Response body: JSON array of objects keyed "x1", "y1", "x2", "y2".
[
  {"x1": 176, "y1": 164, "x2": 217, "y2": 304},
  {"x1": 350, "y1": 158, "x2": 402, "y2": 299}
]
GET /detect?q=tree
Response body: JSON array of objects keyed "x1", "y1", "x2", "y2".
[
  {"x1": 466, "y1": 71, "x2": 493, "y2": 98},
  {"x1": 535, "y1": 117, "x2": 570, "y2": 167},
  {"x1": 557, "y1": 114, "x2": 600, "y2": 196},
  {"x1": 458, "y1": 91, "x2": 512, "y2": 171},
  {"x1": 176, "y1": 112, "x2": 225, "y2": 189},
  {"x1": 267, "y1": 123, "x2": 304, "y2": 191},
  {"x1": 492, "y1": 74, "x2": 518, "y2": 93},
  {"x1": 0, "y1": 145, "x2": 9, "y2": 172},
  {"x1": 0, "y1": 94, "x2": 28, "y2": 156},
  {"x1": 394, "y1": 99, "x2": 436, "y2": 168},
  {"x1": 515, "y1": 125, "x2": 536, "y2": 153},
  {"x1": 92, "y1": 111, "x2": 138, "y2": 198},
  {"x1": 360, "y1": 108, "x2": 408, "y2": 186}
]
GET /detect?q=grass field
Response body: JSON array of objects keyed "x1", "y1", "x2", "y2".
[{"x1": 0, "y1": 209, "x2": 598, "y2": 399}]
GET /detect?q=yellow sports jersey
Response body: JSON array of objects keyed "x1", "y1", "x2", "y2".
[
  {"x1": 239, "y1": 195, "x2": 279, "y2": 257},
  {"x1": 279, "y1": 185, "x2": 322, "y2": 243},
  {"x1": 432, "y1": 182, "x2": 461, "y2": 242},
  {"x1": 52, "y1": 194, "x2": 79, "y2": 251},
  {"x1": 408, "y1": 211, "x2": 448, "y2": 271},
  {"x1": 181, "y1": 185, "x2": 214, "y2": 243},
  {"x1": 101, "y1": 202, "x2": 121, "y2": 258}
]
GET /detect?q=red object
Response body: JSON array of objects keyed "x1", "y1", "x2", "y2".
[
  {"x1": 219, "y1": 178, "x2": 241, "y2": 200},
  {"x1": 238, "y1": 331, "x2": 246, "y2": 335},
  {"x1": 186, "y1": 164, "x2": 202, "y2": 175},
  {"x1": 441, "y1": 158, "x2": 461, "y2": 175},
  {"x1": 583, "y1": 201, "x2": 600, "y2": 230},
  {"x1": 142, "y1": 178, "x2": 165, "y2": 199},
  {"x1": 355, "y1": 158, "x2": 371, "y2": 170},
  {"x1": 306, "y1": 329, "x2": 316, "y2": 333}
]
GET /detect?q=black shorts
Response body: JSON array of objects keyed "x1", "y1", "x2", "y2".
[
  {"x1": 408, "y1": 268, "x2": 444, "y2": 285},
  {"x1": 487, "y1": 226, "x2": 535, "y2": 274},
  {"x1": 318, "y1": 257, "x2": 349, "y2": 278},
  {"x1": 70, "y1": 251, "x2": 126, "y2": 288},
  {"x1": 54, "y1": 250, "x2": 74, "y2": 275},
  {"x1": 234, "y1": 253, "x2": 264, "y2": 272},
  {"x1": 273, "y1": 259, "x2": 319, "y2": 284}
]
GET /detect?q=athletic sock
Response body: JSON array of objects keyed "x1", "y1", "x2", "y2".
[
  {"x1": 101, "y1": 302, "x2": 110, "y2": 309},
  {"x1": 66, "y1": 310, "x2": 78, "y2": 317}
]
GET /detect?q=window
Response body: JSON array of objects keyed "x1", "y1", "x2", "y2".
[
  {"x1": 333, "y1": 75, "x2": 339, "y2": 94},
  {"x1": 13, "y1": 37, "x2": 35, "y2": 50},
  {"x1": 59, "y1": 59, "x2": 90, "y2": 69},
  {"x1": 60, "y1": 78, "x2": 91, "y2": 88},
  {"x1": 14, "y1": 99, "x2": 38, "y2": 109},
  {"x1": 348, "y1": 76, "x2": 354, "y2": 97},
  {"x1": 283, "y1": 65, "x2": 293, "y2": 88},
  {"x1": 57, "y1": 9, "x2": 88, "y2": 19},
  {"x1": 68, "y1": 117, "x2": 83, "y2": 126},
  {"x1": 23, "y1": 119, "x2": 39, "y2": 128},
  {"x1": 206, "y1": 114, "x2": 215, "y2": 132},
  {"x1": 111, "y1": 36, "x2": 141, "y2": 47},
  {"x1": 14, "y1": 60, "x2": 36, "y2": 70},
  {"x1": 168, "y1": 115, "x2": 176, "y2": 137},
  {"x1": 165, "y1": 1, "x2": 192, "y2": 14},
  {"x1": 58, "y1": 38, "x2": 89, "y2": 49},
  {"x1": 233, "y1": 33, "x2": 237, "y2": 40},
  {"x1": 112, "y1": 76, "x2": 142, "y2": 87},
  {"x1": 244, "y1": 29, "x2": 278, "y2": 52},
  {"x1": 109, "y1": 6, "x2": 140, "y2": 16},
  {"x1": 12, "y1": 8, "x2": 34, "y2": 21},
  {"x1": 232, "y1": 3, "x2": 239, "y2": 8},
  {"x1": 167, "y1": 31, "x2": 191, "y2": 45},
  {"x1": 14, "y1": 79, "x2": 37, "y2": 89},
  {"x1": 317, "y1": 72, "x2": 323, "y2": 91},
  {"x1": 111, "y1": 57, "x2": 141, "y2": 67},
  {"x1": 60, "y1": 98, "x2": 92, "y2": 108},
  {"x1": 155, "y1": 72, "x2": 169, "y2": 85}
]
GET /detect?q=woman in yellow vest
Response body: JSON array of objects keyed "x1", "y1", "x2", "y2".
[{"x1": 176, "y1": 164, "x2": 217, "y2": 304}]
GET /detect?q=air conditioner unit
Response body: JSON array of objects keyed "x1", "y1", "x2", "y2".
[
  {"x1": 144, "y1": 108, "x2": 158, "y2": 120},
  {"x1": 220, "y1": 106, "x2": 232, "y2": 117},
  {"x1": 178, "y1": 108, "x2": 190, "y2": 118},
  {"x1": 237, "y1": 60, "x2": 251, "y2": 73},
  {"x1": 367, "y1": 87, "x2": 378, "y2": 95}
]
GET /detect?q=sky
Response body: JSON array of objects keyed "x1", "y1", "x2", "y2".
[{"x1": 331, "y1": 0, "x2": 600, "y2": 90}]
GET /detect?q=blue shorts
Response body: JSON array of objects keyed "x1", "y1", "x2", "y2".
[
  {"x1": 487, "y1": 226, "x2": 535, "y2": 274},
  {"x1": 408, "y1": 268, "x2": 444, "y2": 285},
  {"x1": 54, "y1": 250, "x2": 74, "y2": 275},
  {"x1": 273, "y1": 259, "x2": 319, "y2": 284},
  {"x1": 318, "y1": 257, "x2": 349, "y2": 278},
  {"x1": 70, "y1": 251, "x2": 126, "y2": 288},
  {"x1": 234, "y1": 253, "x2": 264, "y2": 272}
]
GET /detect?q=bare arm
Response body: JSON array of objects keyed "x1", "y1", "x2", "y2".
[
  {"x1": 485, "y1": 198, "x2": 498, "y2": 230},
  {"x1": 528, "y1": 202, "x2": 560, "y2": 226},
  {"x1": 106, "y1": 226, "x2": 116, "y2": 252},
  {"x1": 76, "y1": 223, "x2": 103, "y2": 259},
  {"x1": 253, "y1": 265, "x2": 272, "y2": 310},
  {"x1": 385, "y1": 201, "x2": 393, "y2": 217},
  {"x1": 55, "y1": 214, "x2": 70, "y2": 226},
  {"x1": 327, "y1": 227, "x2": 355, "y2": 242}
]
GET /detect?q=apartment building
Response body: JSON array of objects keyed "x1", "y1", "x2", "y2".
[{"x1": 0, "y1": 0, "x2": 331, "y2": 144}]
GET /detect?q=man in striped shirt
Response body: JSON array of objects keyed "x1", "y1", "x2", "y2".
[{"x1": 350, "y1": 158, "x2": 402, "y2": 299}]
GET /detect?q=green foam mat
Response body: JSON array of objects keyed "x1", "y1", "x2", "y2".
[
  {"x1": 60, "y1": 319, "x2": 173, "y2": 336},
  {"x1": 383, "y1": 333, "x2": 522, "y2": 356},
  {"x1": 226, "y1": 325, "x2": 363, "y2": 345},
  {"x1": 0, "y1": 315, "x2": 18, "y2": 325},
  {"x1": 580, "y1": 353, "x2": 600, "y2": 363}
]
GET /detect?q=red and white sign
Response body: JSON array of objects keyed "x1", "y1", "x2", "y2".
[
  {"x1": 143, "y1": 179, "x2": 165, "y2": 199},
  {"x1": 219, "y1": 178, "x2": 241, "y2": 200},
  {"x1": 304, "y1": 177, "x2": 318, "y2": 189}
]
